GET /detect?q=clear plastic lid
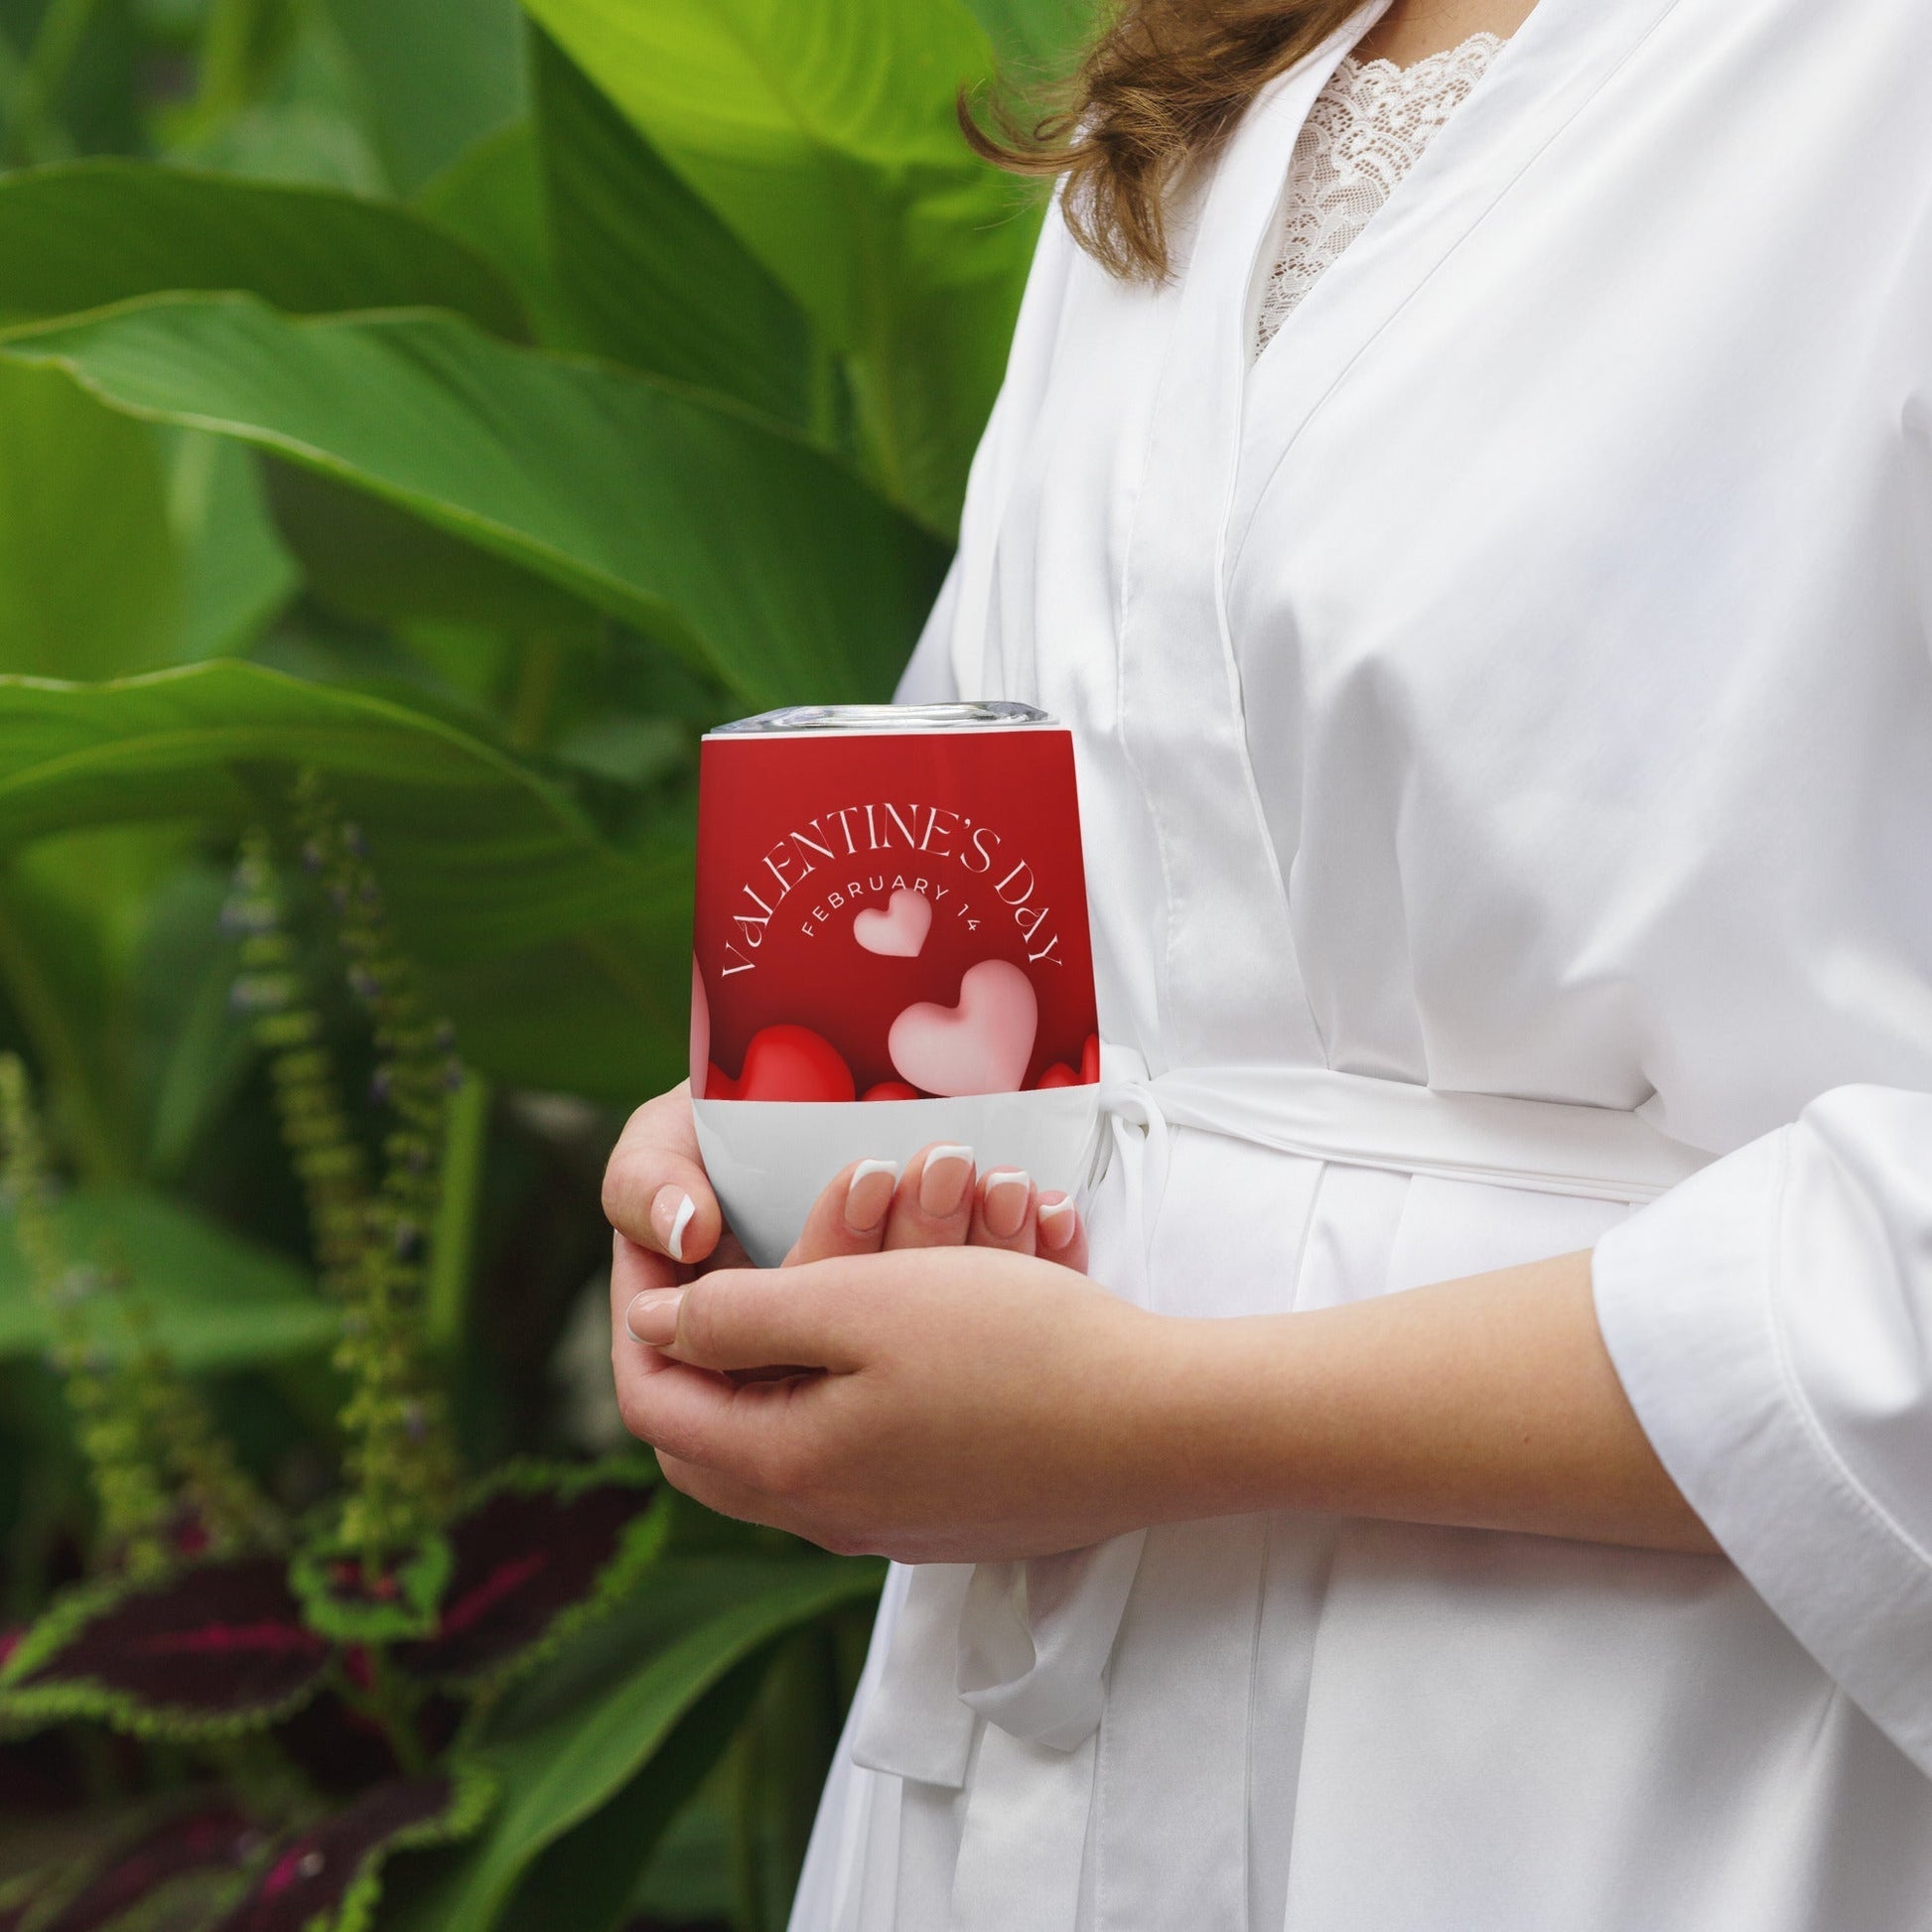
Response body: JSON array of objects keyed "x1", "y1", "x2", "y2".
[{"x1": 710, "y1": 701, "x2": 1053, "y2": 737}]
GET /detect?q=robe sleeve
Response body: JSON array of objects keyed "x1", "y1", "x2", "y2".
[{"x1": 1591, "y1": 1084, "x2": 1932, "y2": 1775}]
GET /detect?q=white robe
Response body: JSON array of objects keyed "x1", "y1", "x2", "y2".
[{"x1": 789, "y1": 0, "x2": 1932, "y2": 1925}]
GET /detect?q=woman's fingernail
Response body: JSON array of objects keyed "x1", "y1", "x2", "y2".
[
  {"x1": 652, "y1": 1185, "x2": 696, "y2": 1263},
  {"x1": 1037, "y1": 1195, "x2": 1077, "y2": 1251},
  {"x1": 625, "y1": 1287, "x2": 684, "y2": 1346},
  {"x1": 845, "y1": 1158, "x2": 900, "y2": 1232},
  {"x1": 919, "y1": 1145, "x2": 974, "y2": 1218},
  {"x1": 983, "y1": 1169, "x2": 1031, "y2": 1239}
]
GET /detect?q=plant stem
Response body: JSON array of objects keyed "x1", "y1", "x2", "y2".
[
  {"x1": 507, "y1": 633, "x2": 565, "y2": 753},
  {"x1": 426, "y1": 1069, "x2": 487, "y2": 1355},
  {"x1": 330, "y1": 1650, "x2": 429, "y2": 1778}
]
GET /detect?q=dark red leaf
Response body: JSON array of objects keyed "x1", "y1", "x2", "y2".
[
  {"x1": 0, "y1": 1884, "x2": 49, "y2": 1932},
  {"x1": 42, "y1": 1806, "x2": 265, "y2": 1932},
  {"x1": 390, "y1": 1468, "x2": 659, "y2": 1689},
  {"x1": 212, "y1": 1774, "x2": 487, "y2": 1932},
  {"x1": 1, "y1": 1558, "x2": 330, "y2": 1736}
]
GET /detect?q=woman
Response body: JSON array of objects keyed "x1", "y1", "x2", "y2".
[{"x1": 604, "y1": 0, "x2": 1932, "y2": 1924}]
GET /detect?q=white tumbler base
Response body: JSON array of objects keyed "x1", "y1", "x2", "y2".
[{"x1": 692, "y1": 1087, "x2": 1105, "y2": 1268}]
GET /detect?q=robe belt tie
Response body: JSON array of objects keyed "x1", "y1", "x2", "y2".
[{"x1": 851, "y1": 1048, "x2": 1714, "y2": 1788}]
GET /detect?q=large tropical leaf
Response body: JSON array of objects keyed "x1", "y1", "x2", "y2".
[
  {"x1": 0, "y1": 363, "x2": 178, "y2": 681},
  {"x1": 0, "y1": 1183, "x2": 336, "y2": 1369},
  {"x1": 1, "y1": 295, "x2": 943, "y2": 707},
  {"x1": 520, "y1": 0, "x2": 1040, "y2": 533},
  {"x1": 531, "y1": 30, "x2": 816, "y2": 430},
  {"x1": 0, "y1": 662, "x2": 691, "y2": 1102},
  {"x1": 170, "y1": 435, "x2": 301, "y2": 662},
  {"x1": 259, "y1": 461, "x2": 604, "y2": 644},
  {"x1": 492, "y1": 1661, "x2": 764, "y2": 1932},
  {"x1": 394, "y1": 1557, "x2": 883, "y2": 1932},
  {"x1": 163, "y1": 0, "x2": 387, "y2": 197},
  {"x1": 0, "y1": 161, "x2": 526, "y2": 337},
  {"x1": 416, "y1": 122, "x2": 587, "y2": 354},
  {"x1": 0, "y1": 830, "x2": 236, "y2": 1185},
  {"x1": 963, "y1": 0, "x2": 1096, "y2": 72},
  {"x1": 323, "y1": 0, "x2": 526, "y2": 196}
]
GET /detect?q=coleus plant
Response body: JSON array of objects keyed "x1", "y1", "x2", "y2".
[{"x1": 0, "y1": 774, "x2": 665, "y2": 1932}]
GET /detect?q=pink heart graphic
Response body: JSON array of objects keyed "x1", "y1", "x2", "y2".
[
  {"x1": 853, "y1": 888, "x2": 932, "y2": 958},
  {"x1": 887, "y1": 960, "x2": 1037, "y2": 1097}
]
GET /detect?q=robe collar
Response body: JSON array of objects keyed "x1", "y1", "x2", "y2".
[{"x1": 1111, "y1": 0, "x2": 1689, "y2": 1074}]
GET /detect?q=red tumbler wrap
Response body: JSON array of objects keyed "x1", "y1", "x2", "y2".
[{"x1": 692, "y1": 727, "x2": 1100, "y2": 1103}]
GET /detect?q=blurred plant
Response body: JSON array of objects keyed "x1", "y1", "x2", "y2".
[
  {"x1": 0, "y1": 802, "x2": 874, "y2": 1932},
  {"x1": 0, "y1": 0, "x2": 1085, "y2": 1922},
  {"x1": 0, "y1": 1051, "x2": 273, "y2": 1573}
]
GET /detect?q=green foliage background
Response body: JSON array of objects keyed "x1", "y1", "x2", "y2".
[{"x1": 0, "y1": 0, "x2": 1089, "y2": 1925}]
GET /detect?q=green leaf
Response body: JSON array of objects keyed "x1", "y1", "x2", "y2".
[
  {"x1": 259, "y1": 459, "x2": 603, "y2": 644},
  {"x1": 0, "y1": 361, "x2": 178, "y2": 681},
  {"x1": 169, "y1": 434, "x2": 301, "y2": 662},
  {"x1": 0, "y1": 660, "x2": 692, "y2": 1103},
  {"x1": 416, "y1": 121, "x2": 587, "y2": 354},
  {"x1": 2, "y1": 294, "x2": 945, "y2": 707},
  {"x1": 521, "y1": 0, "x2": 1038, "y2": 534},
  {"x1": 0, "y1": 160, "x2": 528, "y2": 337},
  {"x1": 531, "y1": 29, "x2": 816, "y2": 429},
  {"x1": 962, "y1": 0, "x2": 1096, "y2": 73},
  {"x1": 0, "y1": 1183, "x2": 336, "y2": 1369},
  {"x1": 495, "y1": 1659, "x2": 764, "y2": 1932},
  {"x1": 163, "y1": 0, "x2": 387, "y2": 197},
  {"x1": 322, "y1": 0, "x2": 525, "y2": 196},
  {"x1": 0, "y1": 826, "x2": 194, "y2": 1184},
  {"x1": 402, "y1": 1557, "x2": 883, "y2": 1932}
]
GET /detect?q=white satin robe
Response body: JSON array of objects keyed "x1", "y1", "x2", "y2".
[{"x1": 789, "y1": 0, "x2": 1932, "y2": 1925}]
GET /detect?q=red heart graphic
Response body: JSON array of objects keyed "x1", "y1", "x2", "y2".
[
  {"x1": 853, "y1": 888, "x2": 932, "y2": 958},
  {"x1": 887, "y1": 960, "x2": 1037, "y2": 1097},
  {"x1": 707, "y1": 1024, "x2": 855, "y2": 1102},
  {"x1": 1035, "y1": 1034, "x2": 1099, "y2": 1090},
  {"x1": 862, "y1": 1079, "x2": 923, "y2": 1102}
]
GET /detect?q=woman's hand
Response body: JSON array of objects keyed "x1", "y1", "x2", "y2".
[
  {"x1": 777, "y1": 1141, "x2": 1089, "y2": 1271},
  {"x1": 600, "y1": 1084, "x2": 1088, "y2": 1282},
  {"x1": 604, "y1": 1086, "x2": 1093, "y2": 1533},
  {"x1": 602, "y1": 1080, "x2": 739, "y2": 1277},
  {"x1": 607, "y1": 1095, "x2": 1715, "y2": 1563},
  {"x1": 615, "y1": 1245, "x2": 1172, "y2": 1563}
]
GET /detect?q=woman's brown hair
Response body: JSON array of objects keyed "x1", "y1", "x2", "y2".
[{"x1": 964, "y1": 1, "x2": 1363, "y2": 283}]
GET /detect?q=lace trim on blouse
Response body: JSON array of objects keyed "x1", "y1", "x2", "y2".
[{"x1": 1256, "y1": 33, "x2": 1505, "y2": 354}]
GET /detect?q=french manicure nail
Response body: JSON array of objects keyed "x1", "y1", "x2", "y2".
[
  {"x1": 919, "y1": 1144, "x2": 974, "y2": 1218},
  {"x1": 653, "y1": 1185, "x2": 696, "y2": 1263},
  {"x1": 983, "y1": 1169, "x2": 1031, "y2": 1239},
  {"x1": 625, "y1": 1287, "x2": 684, "y2": 1346},
  {"x1": 1037, "y1": 1195, "x2": 1077, "y2": 1251},
  {"x1": 845, "y1": 1158, "x2": 900, "y2": 1232}
]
